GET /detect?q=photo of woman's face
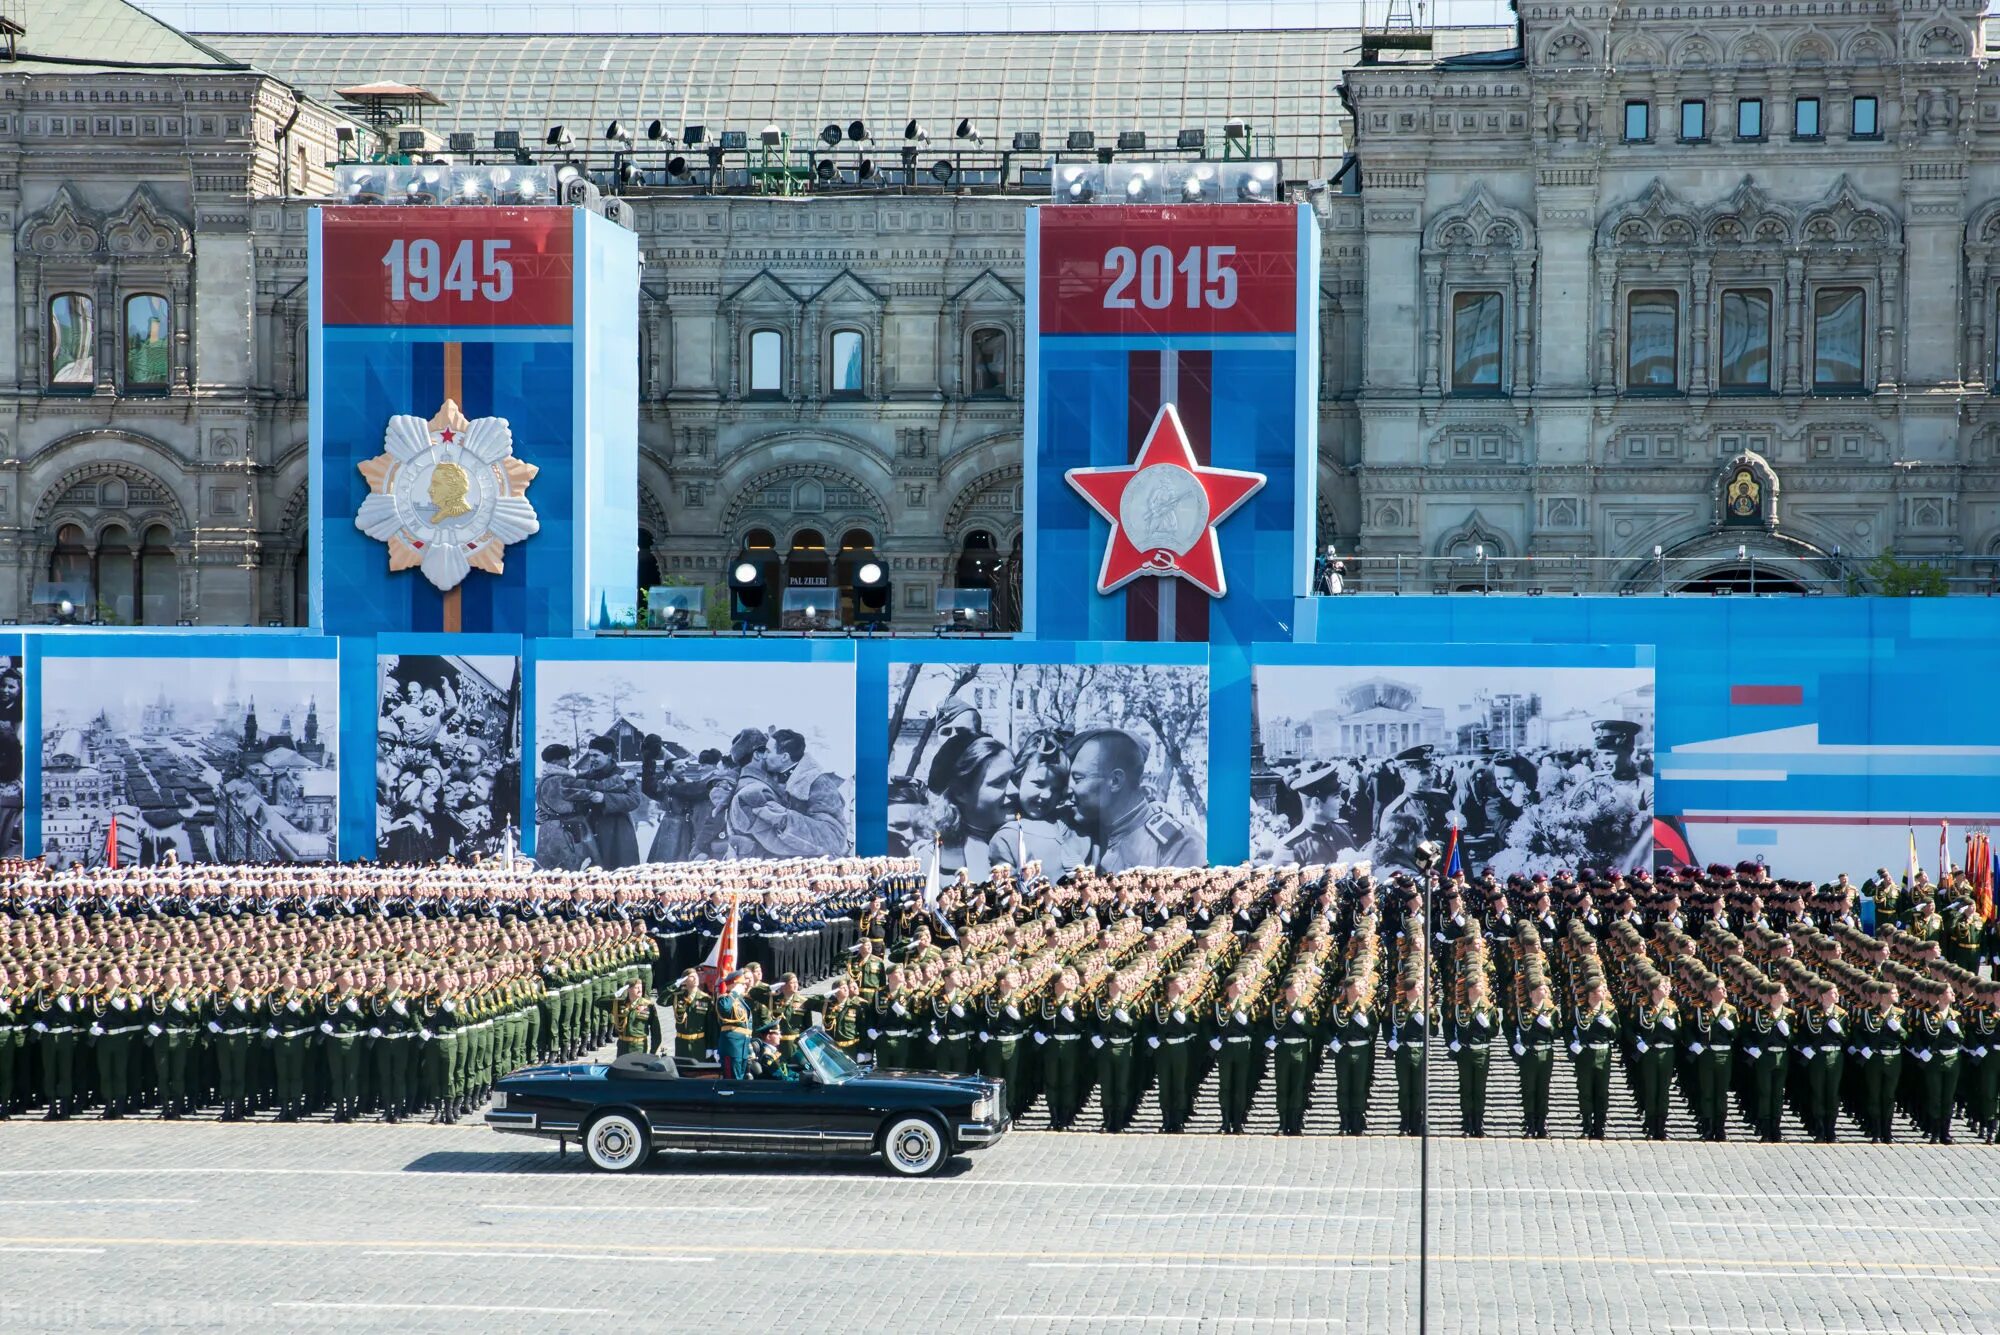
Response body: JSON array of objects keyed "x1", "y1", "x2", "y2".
[{"x1": 967, "y1": 750, "x2": 1015, "y2": 828}]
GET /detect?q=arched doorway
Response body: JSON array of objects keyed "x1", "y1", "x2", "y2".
[
  {"x1": 1672, "y1": 563, "x2": 1810, "y2": 595},
  {"x1": 637, "y1": 528, "x2": 661, "y2": 592},
  {"x1": 833, "y1": 528, "x2": 876, "y2": 624}
]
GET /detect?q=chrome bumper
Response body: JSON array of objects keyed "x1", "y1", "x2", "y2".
[{"x1": 956, "y1": 1116, "x2": 1009, "y2": 1147}]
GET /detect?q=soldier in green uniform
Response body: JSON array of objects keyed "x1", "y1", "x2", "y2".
[
  {"x1": 1039, "y1": 970, "x2": 1087, "y2": 1129},
  {"x1": 1962, "y1": 980, "x2": 2000, "y2": 1144},
  {"x1": 208, "y1": 966, "x2": 259, "y2": 1122},
  {"x1": 1266, "y1": 977, "x2": 1320, "y2": 1137},
  {"x1": 746, "y1": 964, "x2": 774, "y2": 1034},
  {"x1": 1795, "y1": 980, "x2": 1844, "y2": 1143},
  {"x1": 672, "y1": 970, "x2": 717, "y2": 1062},
  {"x1": 1329, "y1": 972, "x2": 1376, "y2": 1136},
  {"x1": 0, "y1": 966, "x2": 22, "y2": 1120},
  {"x1": 928, "y1": 967, "x2": 973, "y2": 1074},
  {"x1": 1092, "y1": 974, "x2": 1142, "y2": 1132},
  {"x1": 1388, "y1": 969, "x2": 1429, "y2": 1136},
  {"x1": 32, "y1": 965, "x2": 82, "y2": 1120},
  {"x1": 1687, "y1": 976, "x2": 1737, "y2": 1141},
  {"x1": 1066, "y1": 729, "x2": 1205, "y2": 872},
  {"x1": 821, "y1": 978, "x2": 864, "y2": 1061},
  {"x1": 1630, "y1": 971, "x2": 1678, "y2": 1141},
  {"x1": 1146, "y1": 974, "x2": 1200, "y2": 1134},
  {"x1": 715, "y1": 971, "x2": 754, "y2": 1080},
  {"x1": 1744, "y1": 980, "x2": 1791, "y2": 1142},
  {"x1": 872, "y1": 966, "x2": 919, "y2": 1070},
  {"x1": 776, "y1": 975, "x2": 815, "y2": 1064},
  {"x1": 1449, "y1": 972, "x2": 1501, "y2": 1137},
  {"x1": 1211, "y1": 977, "x2": 1260, "y2": 1134},
  {"x1": 608, "y1": 977, "x2": 659, "y2": 1057},
  {"x1": 982, "y1": 968, "x2": 1033, "y2": 1118},
  {"x1": 1854, "y1": 979, "x2": 1905, "y2": 1143},
  {"x1": 367, "y1": 971, "x2": 417, "y2": 1123},
  {"x1": 89, "y1": 967, "x2": 142, "y2": 1120},
  {"x1": 1911, "y1": 980, "x2": 1962, "y2": 1144},
  {"x1": 1512, "y1": 975, "x2": 1560, "y2": 1138},
  {"x1": 1569, "y1": 977, "x2": 1618, "y2": 1140},
  {"x1": 850, "y1": 940, "x2": 887, "y2": 1009},
  {"x1": 145, "y1": 965, "x2": 198, "y2": 1120},
  {"x1": 322, "y1": 969, "x2": 366, "y2": 1123},
  {"x1": 419, "y1": 974, "x2": 462, "y2": 1123}
]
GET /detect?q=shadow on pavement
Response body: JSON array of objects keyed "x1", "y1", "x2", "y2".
[{"x1": 402, "y1": 1147, "x2": 976, "y2": 1180}]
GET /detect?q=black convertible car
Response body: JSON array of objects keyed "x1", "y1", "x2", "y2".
[{"x1": 484, "y1": 1027, "x2": 1008, "y2": 1177}]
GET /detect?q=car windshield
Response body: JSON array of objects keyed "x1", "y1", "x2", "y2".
[{"x1": 796, "y1": 1026, "x2": 861, "y2": 1085}]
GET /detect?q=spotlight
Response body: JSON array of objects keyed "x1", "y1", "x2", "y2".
[
  {"x1": 929, "y1": 159, "x2": 955, "y2": 184},
  {"x1": 646, "y1": 118, "x2": 667, "y2": 141},
  {"x1": 1066, "y1": 130, "x2": 1095, "y2": 151},
  {"x1": 852, "y1": 559, "x2": 891, "y2": 624},
  {"x1": 56, "y1": 598, "x2": 75, "y2": 622},
  {"x1": 729, "y1": 559, "x2": 767, "y2": 621},
  {"x1": 1225, "y1": 121, "x2": 1250, "y2": 140},
  {"x1": 719, "y1": 129, "x2": 747, "y2": 150},
  {"x1": 396, "y1": 129, "x2": 426, "y2": 153},
  {"x1": 814, "y1": 156, "x2": 836, "y2": 181},
  {"x1": 447, "y1": 131, "x2": 475, "y2": 154},
  {"x1": 1117, "y1": 130, "x2": 1146, "y2": 152},
  {"x1": 1012, "y1": 130, "x2": 1042, "y2": 152},
  {"x1": 492, "y1": 129, "x2": 521, "y2": 151},
  {"x1": 682, "y1": 124, "x2": 705, "y2": 146},
  {"x1": 820, "y1": 123, "x2": 843, "y2": 146},
  {"x1": 760, "y1": 124, "x2": 782, "y2": 147},
  {"x1": 856, "y1": 158, "x2": 876, "y2": 180},
  {"x1": 1057, "y1": 163, "x2": 1100, "y2": 203},
  {"x1": 546, "y1": 124, "x2": 571, "y2": 148},
  {"x1": 904, "y1": 119, "x2": 927, "y2": 142},
  {"x1": 605, "y1": 120, "x2": 631, "y2": 144},
  {"x1": 847, "y1": 119, "x2": 868, "y2": 142},
  {"x1": 954, "y1": 118, "x2": 980, "y2": 143},
  {"x1": 615, "y1": 158, "x2": 641, "y2": 189},
  {"x1": 1176, "y1": 128, "x2": 1206, "y2": 150},
  {"x1": 667, "y1": 155, "x2": 689, "y2": 177},
  {"x1": 733, "y1": 561, "x2": 759, "y2": 585}
]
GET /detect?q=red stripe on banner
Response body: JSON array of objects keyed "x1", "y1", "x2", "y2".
[
  {"x1": 1174, "y1": 349, "x2": 1213, "y2": 643},
  {"x1": 1678, "y1": 813, "x2": 2000, "y2": 826},
  {"x1": 1125, "y1": 350, "x2": 1161, "y2": 641},
  {"x1": 1730, "y1": 684, "x2": 1803, "y2": 706}
]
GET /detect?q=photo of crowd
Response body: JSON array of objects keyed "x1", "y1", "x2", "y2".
[
  {"x1": 888, "y1": 661, "x2": 1209, "y2": 879},
  {"x1": 532, "y1": 658, "x2": 855, "y2": 868},
  {"x1": 375, "y1": 654, "x2": 522, "y2": 863},
  {"x1": 0, "y1": 653, "x2": 21, "y2": 858},
  {"x1": 1252, "y1": 664, "x2": 1655, "y2": 875}
]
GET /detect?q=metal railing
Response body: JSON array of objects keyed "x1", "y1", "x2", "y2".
[{"x1": 1311, "y1": 552, "x2": 2000, "y2": 597}]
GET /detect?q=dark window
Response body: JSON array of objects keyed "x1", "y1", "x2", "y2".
[
  {"x1": 1737, "y1": 99, "x2": 1763, "y2": 140},
  {"x1": 969, "y1": 327, "x2": 1008, "y2": 396},
  {"x1": 1794, "y1": 97, "x2": 1821, "y2": 138},
  {"x1": 1813, "y1": 287, "x2": 1866, "y2": 389},
  {"x1": 1851, "y1": 95, "x2": 1879, "y2": 138},
  {"x1": 1626, "y1": 290, "x2": 1679, "y2": 389},
  {"x1": 1719, "y1": 290, "x2": 1773, "y2": 388},
  {"x1": 1450, "y1": 291, "x2": 1504, "y2": 391},
  {"x1": 1680, "y1": 100, "x2": 1707, "y2": 142},
  {"x1": 1624, "y1": 101, "x2": 1651, "y2": 142}
]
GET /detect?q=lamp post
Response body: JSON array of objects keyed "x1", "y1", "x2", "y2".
[{"x1": 1655, "y1": 544, "x2": 1666, "y2": 596}]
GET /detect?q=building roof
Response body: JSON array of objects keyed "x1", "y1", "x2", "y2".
[
  {"x1": 12, "y1": 0, "x2": 247, "y2": 71},
  {"x1": 204, "y1": 26, "x2": 1513, "y2": 179}
]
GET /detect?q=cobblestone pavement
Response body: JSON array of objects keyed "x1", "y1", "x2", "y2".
[{"x1": 0, "y1": 1123, "x2": 1994, "y2": 1334}]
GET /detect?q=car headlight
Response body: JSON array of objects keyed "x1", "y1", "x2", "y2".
[
  {"x1": 491, "y1": 1091, "x2": 508, "y2": 1110},
  {"x1": 971, "y1": 1095, "x2": 994, "y2": 1122}
]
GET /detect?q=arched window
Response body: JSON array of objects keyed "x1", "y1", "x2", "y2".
[
  {"x1": 124, "y1": 293, "x2": 170, "y2": 391},
  {"x1": 829, "y1": 330, "x2": 865, "y2": 395},
  {"x1": 291, "y1": 529, "x2": 310, "y2": 628},
  {"x1": 744, "y1": 527, "x2": 777, "y2": 551},
  {"x1": 49, "y1": 523, "x2": 91, "y2": 614},
  {"x1": 834, "y1": 528, "x2": 876, "y2": 622},
  {"x1": 48, "y1": 293, "x2": 96, "y2": 387},
  {"x1": 748, "y1": 329, "x2": 784, "y2": 394},
  {"x1": 969, "y1": 327, "x2": 1009, "y2": 396},
  {"x1": 637, "y1": 528, "x2": 661, "y2": 591},
  {"x1": 97, "y1": 524, "x2": 135, "y2": 623},
  {"x1": 140, "y1": 525, "x2": 178, "y2": 625}
]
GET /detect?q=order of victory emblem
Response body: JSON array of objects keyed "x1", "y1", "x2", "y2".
[{"x1": 355, "y1": 399, "x2": 541, "y2": 592}]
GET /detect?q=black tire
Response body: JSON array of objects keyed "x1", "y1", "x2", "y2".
[
  {"x1": 880, "y1": 1114, "x2": 949, "y2": 1178},
  {"x1": 582, "y1": 1111, "x2": 651, "y2": 1173}
]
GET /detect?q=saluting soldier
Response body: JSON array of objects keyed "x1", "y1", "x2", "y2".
[
  {"x1": 821, "y1": 978, "x2": 864, "y2": 1059},
  {"x1": 871, "y1": 966, "x2": 919, "y2": 1071},
  {"x1": 1512, "y1": 976, "x2": 1561, "y2": 1138},
  {"x1": 608, "y1": 977, "x2": 658, "y2": 1057},
  {"x1": 1449, "y1": 972, "x2": 1501, "y2": 1137},
  {"x1": 1146, "y1": 974, "x2": 1200, "y2": 1134},
  {"x1": 672, "y1": 970, "x2": 717, "y2": 1062},
  {"x1": 1265, "y1": 977, "x2": 1321, "y2": 1137},
  {"x1": 1328, "y1": 972, "x2": 1377, "y2": 1136},
  {"x1": 1569, "y1": 978, "x2": 1618, "y2": 1140}
]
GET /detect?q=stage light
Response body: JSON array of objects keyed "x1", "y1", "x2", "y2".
[
  {"x1": 760, "y1": 124, "x2": 782, "y2": 147},
  {"x1": 1066, "y1": 130, "x2": 1096, "y2": 151},
  {"x1": 546, "y1": 124, "x2": 571, "y2": 148},
  {"x1": 814, "y1": 156, "x2": 836, "y2": 181},
  {"x1": 719, "y1": 129, "x2": 747, "y2": 150},
  {"x1": 447, "y1": 131, "x2": 475, "y2": 154},
  {"x1": 1235, "y1": 161, "x2": 1278, "y2": 201},
  {"x1": 904, "y1": 119, "x2": 927, "y2": 143},
  {"x1": 729, "y1": 558, "x2": 767, "y2": 622},
  {"x1": 1225, "y1": 121, "x2": 1250, "y2": 140},
  {"x1": 667, "y1": 155, "x2": 689, "y2": 177},
  {"x1": 1117, "y1": 130, "x2": 1146, "y2": 152},
  {"x1": 493, "y1": 129, "x2": 521, "y2": 151},
  {"x1": 1057, "y1": 163, "x2": 1101, "y2": 203},
  {"x1": 647, "y1": 119, "x2": 667, "y2": 141},
  {"x1": 955, "y1": 118, "x2": 980, "y2": 143},
  {"x1": 683, "y1": 124, "x2": 705, "y2": 146},
  {"x1": 1176, "y1": 128, "x2": 1206, "y2": 150},
  {"x1": 853, "y1": 560, "x2": 890, "y2": 625},
  {"x1": 856, "y1": 158, "x2": 876, "y2": 180},
  {"x1": 605, "y1": 120, "x2": 632, "y2": 144},
  {"x1": 733, "y1": 561, "x2": 759, "y2": 585},
  {"x1": 615, "y1": 158, "x2": 641, "y2": 190},
  {"x1": 930, "y1": 159, "x2": 956, "y2": 184},
  {"x1": 1012, "y1": 130, "x2": 1042, "y2": 152},
  {"x1": 396, "y1": 129, "x2": 426, "y2": 153},
  {"x1": 820, "y1": 123, "x2": 843, "y2": 146},
  {"x1": 847, "y1": 120, "x2": 868, "y2": 142}
]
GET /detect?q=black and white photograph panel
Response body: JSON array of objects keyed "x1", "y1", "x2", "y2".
[
  {"x1": 532, "y1": 658, "x2": 856, "y2": 869},
  {"x1": 888, "y1": 661, "x2": 1209, "y2": 879},
  {"x1": 1252, "y1": 664, "x2": 1655, "y2": 875},
  {"x1": 376, "y1": 654, "x2": 523, "y2": 864},
  {"x1": 39, "y1": 655, "x2": 340, "y2": 868},
  {"x1": 0, "y1": 653, "x2": 21, "y2": 858}
]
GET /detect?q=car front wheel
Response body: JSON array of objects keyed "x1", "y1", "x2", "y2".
[
  {"x1": 881, "y1": 1115, "x2": 948, "y2": 1178},
  {"x1": 583, "y1": 1112, "x2": 650, "y2": 1173}
]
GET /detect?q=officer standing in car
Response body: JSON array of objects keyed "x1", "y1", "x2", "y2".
[{"x1": 715, "y1": 971, "x2": 753, "y2": 1079}]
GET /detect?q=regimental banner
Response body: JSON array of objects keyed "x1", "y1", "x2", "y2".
[
  {"x1": 310, "y1": 205, "x2": 639, "y2": 639},
  {"x1": 1027, "y1": 203, "x2": 1318, "y2": 645}
]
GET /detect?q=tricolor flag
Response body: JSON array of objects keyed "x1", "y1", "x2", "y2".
[
  {"x1": 1967, "y1": 832, "x2": 1994, "y2": 923},
  {"x1": 106, "y1": 817, "x2": 119, "y2": 871},
  {"x1": 699, "y1": 892, "x2": 740, "y2": 992},
  {"x1": 1444, "y1": 827, "x2": 1462, "y2": 878}
]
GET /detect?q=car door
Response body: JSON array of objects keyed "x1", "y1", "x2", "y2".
[
  {"x1": 629, "y1": 1071, "x2": 724, "y2": 1146},
  {"x1": 710, "y1": 1074, "x2": 822, "y2": 1147}
]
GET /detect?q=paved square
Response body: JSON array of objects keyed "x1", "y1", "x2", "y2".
[{"x1": 0, "y1": 1123, "x2": 1992, "y2": 1333}]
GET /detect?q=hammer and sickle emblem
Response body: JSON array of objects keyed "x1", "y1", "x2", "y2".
[{"x1": 1144, "y1": 550, "x2": 1179, "y2": 572}]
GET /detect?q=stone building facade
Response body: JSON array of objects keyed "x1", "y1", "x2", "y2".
[
  {"x1": 1335, "y1": 0, "x2": 2000, "y2": 590},
  {"x1": 10, "y1": 6, "x2": 2000, "y2": 628}
]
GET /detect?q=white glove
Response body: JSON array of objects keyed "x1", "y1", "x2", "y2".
[
  {"x1": 1947, "y1": 1021, "x2": 1961, "y2": 1035},
  {"x1": 207, "y1": 1021, "x2": 222, "y2": 1034},
  {"x1": 1689, "y1": 1042, "x2": 1704, "y2": 1055},
  {"x1": 146, "y1": 1024, "x2": 162, "y2": 1037},
  {"x1": 866, "y1": 1027, "x2": 880, "y2": 1039},
  {"x1": 1747, "y1": 1046, "x2": 1762, "y2": 1059},
  {"x1": 979, "y1": 1031, "x2": 992, "y2": 1044},
  {"x1": 1798, "y1": 1046, "x2": 1815, "y2": 1059},
  {"x1": 1828, "y1": 1020, "x2": 1842, "y2": 1035},
  {"x1": 1090, "y1": 1035, "x2": 1105, "y2": 1049},
  {"x1": 1636, "y1": 1039, "x2": 1648, "y2": 1054},
  {"x1": 1328, "y1": 1038, "x2": 1342, "y2": 1052},
  {"x1": 1511, "y1": 1043, "x2": 1525, "y2": 1056},
  {"x1": 31, "y1": 1021, "x2": 46, "y2": 1033},
  {"x1": 1388, "y1": 1038, "x2": 1399, "y2": 1053},
  {"x1": 265, "y1": 1027, "x2": 279, "y2": 1039},
  {"x1": 420, "y1": 1029, "x2": 435, "y2": 1040},
  {"x1": 1027, "y1": 1031, "x2": 1045, "y2": 1045},
  {"x1": 1568, "y1": 1041, "x2": 1581, "y2": 1055},
  {"x1": 319, "y1": 1022, "x2": 334, "y2": 1035},
  {"x1": 1916, "y1": 1050, "x2": 1932, "y2": 1063},
  {"x1": 1264, "y1": 1037, "x2": 1278, "y2": 1051},
  {"x1": 1209, "y1": 1037, "x2": 1223, "y2": 1051},
  {"x1": 1060, "y1": 1006, "x2": 1075, "y2": 1022},
  {"x1": 89, "y1": 1024, "x2": 104, "y2": 1037},
  {"x1": 1776, "y1": 1020, "x2": 1789, "y2": 1037},
  {"x1": 1146, "y1": 1036, "x2": 1160, "y2": 1049},
  {"x1": 1861, "y1": 1046, "x2": 1872, "y2": 1059},
  {"x1": 1660, "y1": 1016, "x2": 1676, "y2": 1030},
  {"x1": 369, "y1": 1027, "x2": 384, "y2": 1039},
  {"x1": 1447, "y1": 1040, "x2": 1461, "y2": 1054},
  {"x1": 951, "y1": 1005, "x2": 965, "y2": 1018}
]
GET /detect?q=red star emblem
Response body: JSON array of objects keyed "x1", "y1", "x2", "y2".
[
  {"x1": 1064, "y1": 404, "x2": 1266, "y2": 598},
  {"x1": 438, "y1": 429, "x2": 456, "y2": 443}
]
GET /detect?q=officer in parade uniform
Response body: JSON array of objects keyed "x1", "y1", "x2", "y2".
[
  {"x1": 1569, "y1": 978, "x2": 1618, "y2": 1140},
  {"x1": 982, "y1": 968, "x2": 1034, "y2": 1118},
  {"x1": 1687, "y1": 976, "x2": 1737, "y2": 1142},
  {"x1": 1039, "y1": 969, "x2": 1088, "y2": 1130},
  {"x1": 1794, "y1": 980, "x2": 1845, "y2": 1143},
  {"x1": 1629, "y1": 971, "x2": 1677, "y2": 1141},
  {"x1": 715, "y1": 971, "x2": 753, "y2": 1079},
  {"x1": 1211, "y1": 977, "x2": 1261, "y2": 1135},
  {"x1": 1743, "y1": 980, "x2": 1791, "y2": 1142},
  {"x1": 1448, "y1": 972, "x2": 1501, "y2": 1137},
  {"x1": 1146, "y1": 974, "x2": 1200, "y2": 1134},
  {"x1": 821, "y1": 977, "x2": 864, "y2": 1058},
  {"x1": 871, "y1": 966, "x2": 919, "y2": 1070},
  {"x1": 1387, "y1": 969, "x2": 1429, "y2": 1135},
  {"x1": 1512, "y1": 976, "x2": 1561, "y2": 1138},
  {"x1": 1854, "y1": 979, "x2": 1905, "y2": 1143},
  {"x1": 1092, "y1": 975, "x2": 1142, "y2": 1133},
  {"x1": 608, "y1": 977, "x2": 659, "y2": 1057},
  {"x1": 672, "y1": 970, "x2": 717, "y2": 1061},
  {"x1": 1265, "y1": 978, "x2": 1321, "y2": 1137},
  {"x1": 1328, "y1": 972, "x2": 1377, "y2": 1136},
  {"x1": 1065, "y1": 728, "x2": 1205, "y2": 872}
]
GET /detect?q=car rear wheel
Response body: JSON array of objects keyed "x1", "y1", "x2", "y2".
[
  {"x1": 881, "y1": 1115, "x2": 948, "y2": 1178},
  {"x1": 583, "y1": 1112, "x2": 650, "y2": 1173}
]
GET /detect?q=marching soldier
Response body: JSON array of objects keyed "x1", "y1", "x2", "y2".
[
  {"x1": 1795, "y1": 980, "x2": 1844, "y2": 1143},
  {"x1": 1569, "y1": 978, "x2": 1618, "y2": 1140},
  {"x1": 1328, "y1": 972, "x2": 1376, "y2": 1136},
  {"x1": 1093, "y1": 974, "x2": 1142, "y2": 1133},
  {"x1": 1630, "y1": 972, "x2": 1677, "y2": 1141},
  {"x1": 33, "y1": 965, "x2": 82, "y2": 1120},
  {"x1": 89, "y1": 966, "x2": 142, "y2": 1120},
  {"x1": 1910, "y1": 981, "x2": 1962, "y2": 1144},
  {"x1": 928, "y1": 967, "x2": 974, "y2": 1074},
  {"x1": 1040, "y1": 969, "x2": 1088, "y2": 1130},
  {"x1": 1512, "y1": 976, "x2": 1560, "y2": 1138},
  {"x1": 1854, "y1": 980, "x2": 1905, "y2": 1144},
  {"x1": 1449, "y1": 972, "x2": 1501, "y2": 1137},
  {"x1": 1388, "y1": 969, "x2": 1429, "y2": 1136},
  {"x1": 1743, "y1": 981, "x2": 1791, "y2": 1142},
  {"x1": 872, "y1": 966, "x2": 919, "y2": 1071},
  {"x1": 1266, "y1": 977, "x2": 1320, "y2": 1137},
  {"x1": 1146, "y1": 974, "x2": 1200, "y2": 1134},
  {"x1": 982, "y1": 968, "x2": 1033, "y2": 1119},
  {"x1": 1962, "y1": 980, "x2": 2000, "y2": 1143},
  {"x1": 1687, "y1": 977, "x2": 1737, "y2": 1142},
  {"x1": 368, "y1": 972, "x2": 417, "y2": 1122},
  {"x1": 1212, "y1": 977, "x2": 1261, "y2": 1135}
]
